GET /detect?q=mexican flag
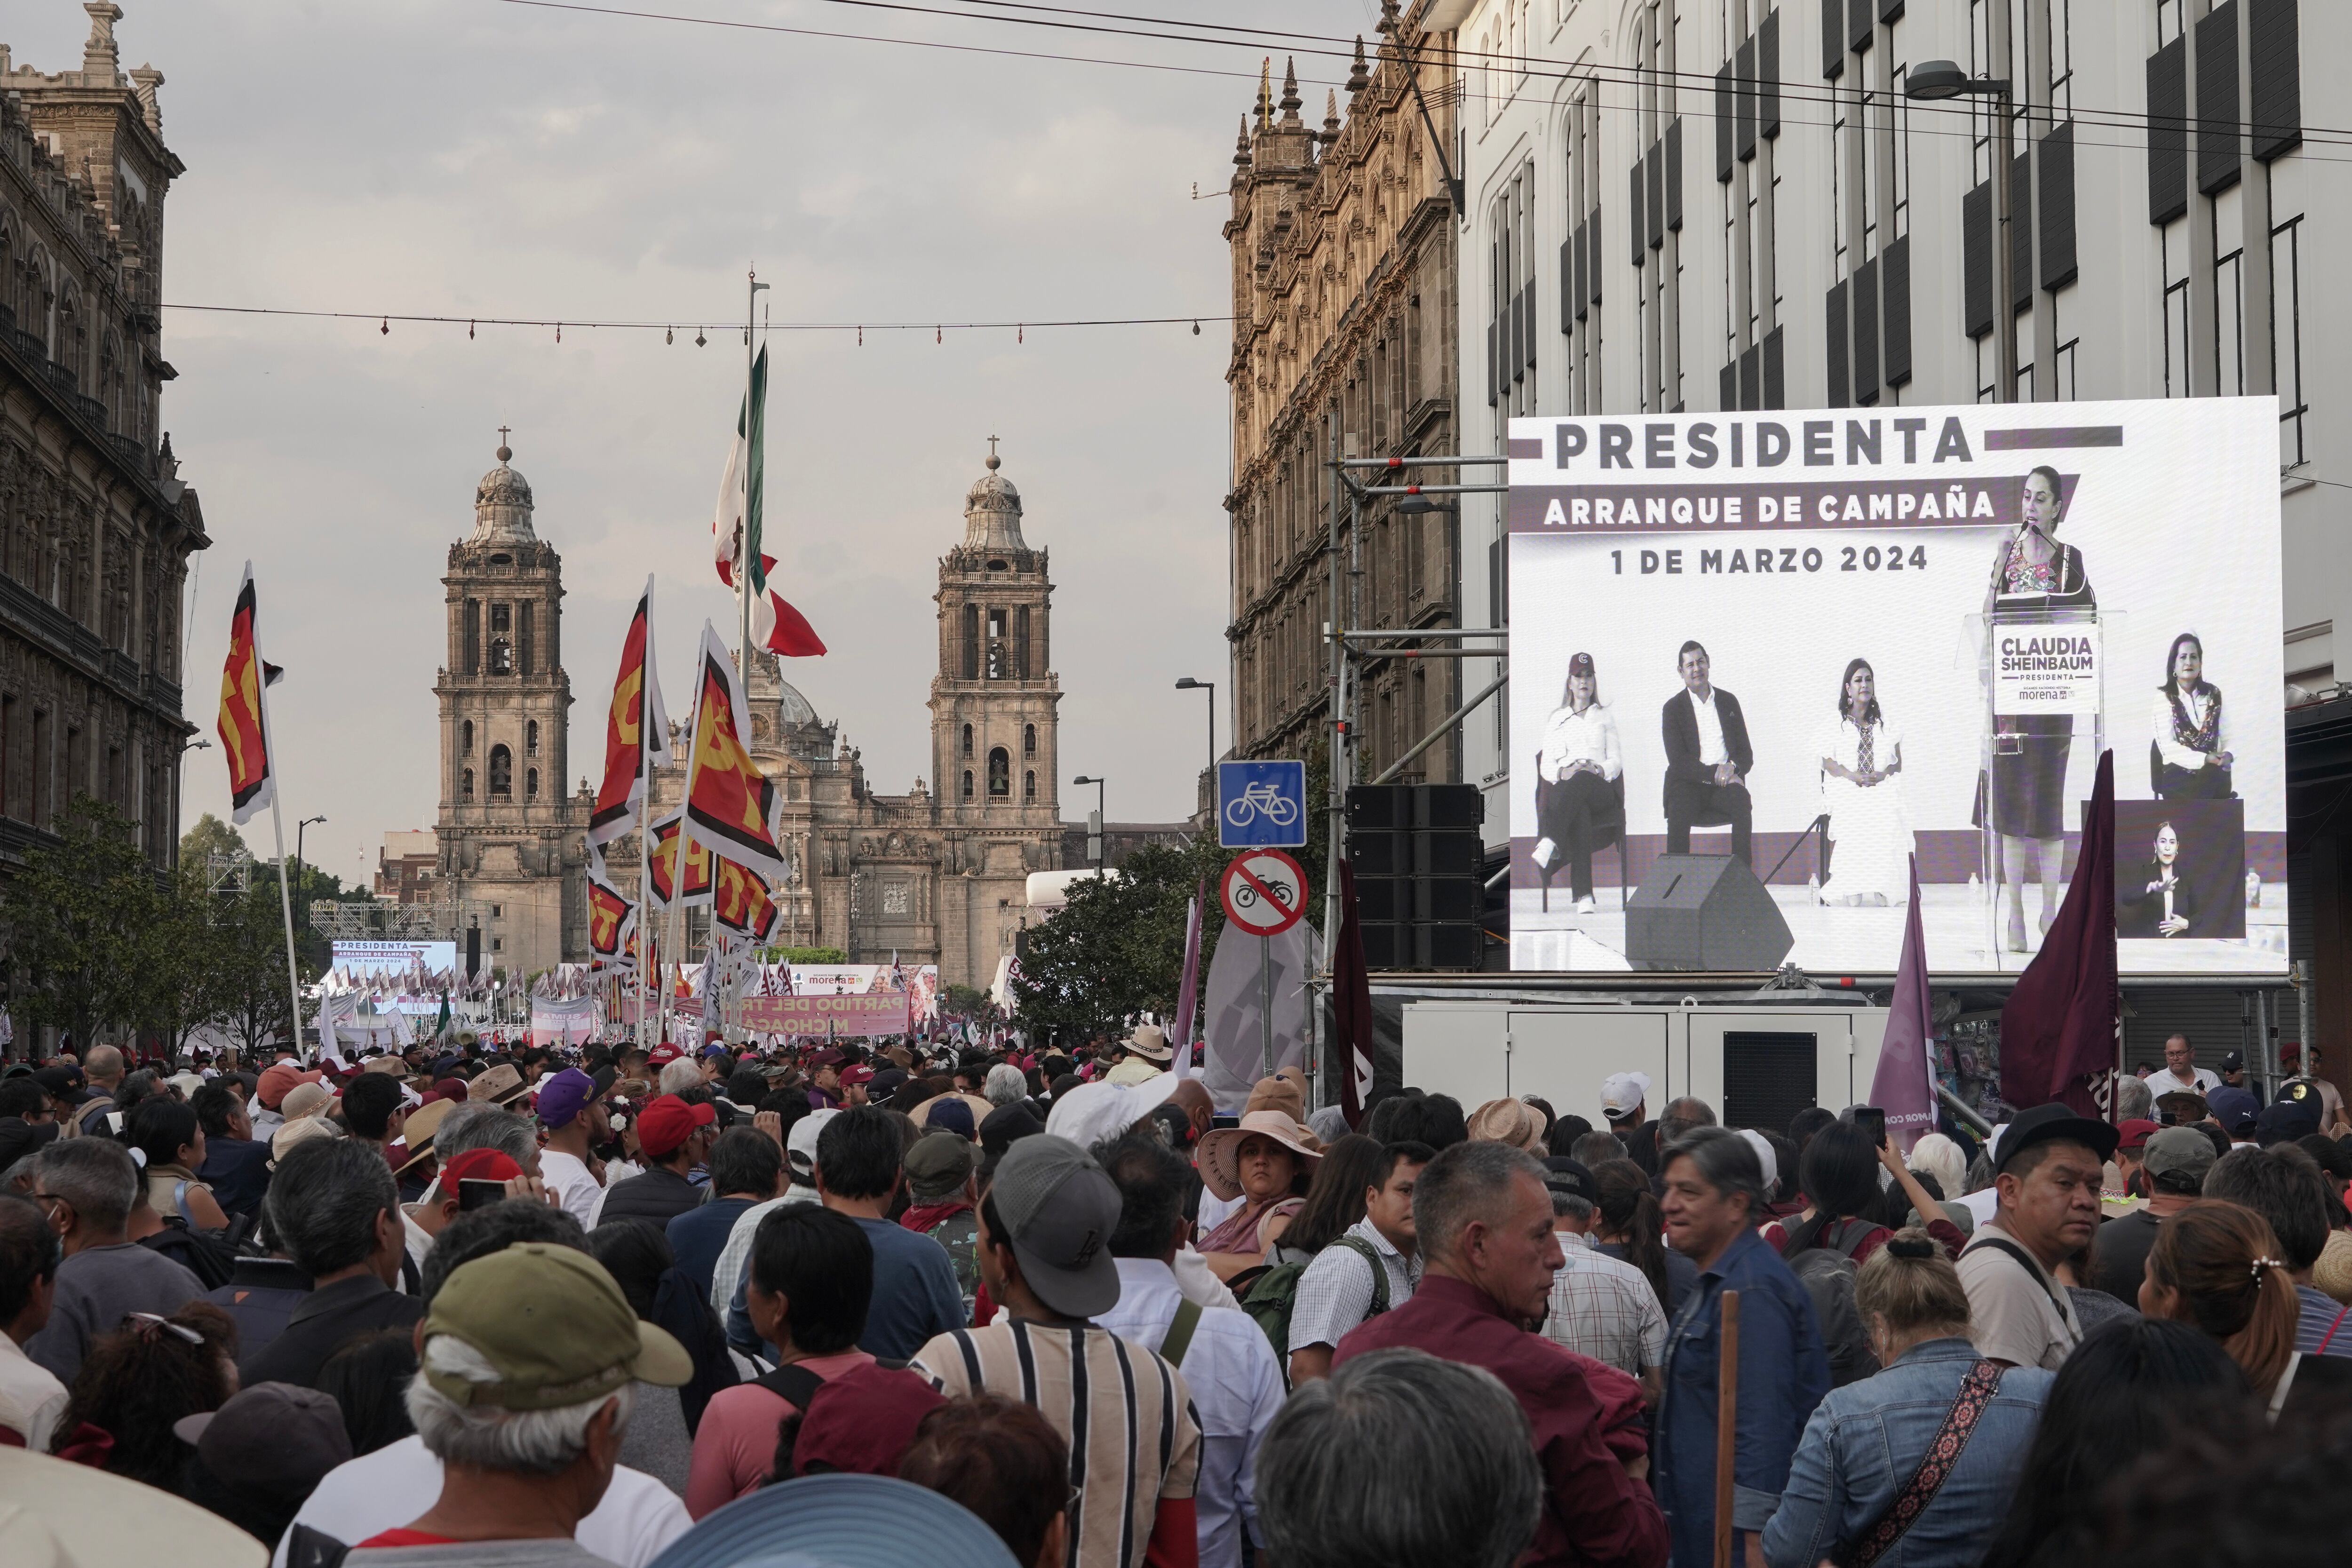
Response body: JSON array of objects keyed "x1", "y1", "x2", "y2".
[{"x1": 713, "y1": 346, "x2": 826, "y2": 657}]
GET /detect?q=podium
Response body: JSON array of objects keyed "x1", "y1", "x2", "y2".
[{"x1": 1969, "y1": 605, "x2": 2108, "y2": 970}]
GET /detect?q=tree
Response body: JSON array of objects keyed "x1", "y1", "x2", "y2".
[
  {"x1": 0, "y1": 796, "x2": 171, "y2": 1048},
  {"x1": 1010, "y1": 837, "x2": 1232, "y2": 1045}
]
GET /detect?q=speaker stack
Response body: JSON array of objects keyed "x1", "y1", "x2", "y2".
[
  {"x1": 1347, "y1": 783, "x2": 1486, "y2": 970},
  {"x1": 1623, "y1": 854, "x2": 1795, "y2": 972}
]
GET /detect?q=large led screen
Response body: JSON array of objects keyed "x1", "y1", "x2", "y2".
[{"x1": 1507, "y1": 399, "x2": 2284, "y2": 977}]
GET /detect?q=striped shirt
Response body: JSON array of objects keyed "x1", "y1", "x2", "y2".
[{"x1": 911, "y1": 1318, "x2": 1202, "y2": 1568}]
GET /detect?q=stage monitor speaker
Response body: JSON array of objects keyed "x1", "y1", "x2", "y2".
[{"x1": 1624, "y1": 854, "x2": 1795, "y2": 972}]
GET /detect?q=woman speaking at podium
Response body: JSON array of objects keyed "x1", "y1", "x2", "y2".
[{"x1": 1981, "y1": 465, "x2": 2095, "y2": 953}]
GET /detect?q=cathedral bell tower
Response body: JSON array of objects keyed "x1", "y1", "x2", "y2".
[
  {"x1": 928, "y1": 441, "x2": 1063, "y2": 985},
  {"x1": 434, "y1": 437, "x2": 583, "y2": 975}
]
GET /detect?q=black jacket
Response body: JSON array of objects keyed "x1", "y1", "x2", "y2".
[
  {"x1": 196, "y1": 1135, "x2": 274, "y2": 1219},
  {"x1": 595, "y1": 1165, "x2": 705, "y2": 1230},
  {"x1": 237, "y1": 1272, "x2": 423, "y2": 1389},
  {"x1": 1661, "y1": 686, "x2": 1755, "y2": 801}
]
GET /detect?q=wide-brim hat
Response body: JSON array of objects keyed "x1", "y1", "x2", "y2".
[
  {"x1": 1122, "y1": 1023, "x2": 1173, "y2": 1062},
  {"x1": 1196, "y1": 1109, "x2": 1323, "y2": 1202},
  {"x1": 469, "y1": 1063, "x2": 528, "y2": 1106},
  {"x1": 1468, "y1": 1097, "x2": 1548, "y2": 1152},
  {"x1": 392, "y1": 1098, "x2": 461, "y2": 1174},
  {"x1": 649, "y1": 1472, "x2": 1018, "y2": 1568},
  {"x1": 910, "y1": 1092, "x2": 994, "y2": 1133},
  {"x1": 0, "y1": 1447, "x2": 270, "y2": 1568}
]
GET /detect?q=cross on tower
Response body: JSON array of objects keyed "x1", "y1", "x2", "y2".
[
  {"x1": 496, "y1": 425, "x2": 512, "y2": 462},
  {"x1": 986, "y1": 434, "x2": 1001, "y2": 470}
]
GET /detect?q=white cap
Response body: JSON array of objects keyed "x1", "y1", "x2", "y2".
[
  {"x1": 1738, "y1": 1128, "x2": 1779, "y2": 1194},
  {"x1": 1600, "y1": 1071, "x2": 1653, "y2": 1122},
  {"x1": 787, "y1": 1107, "x2": 842, "y2": 1176}
]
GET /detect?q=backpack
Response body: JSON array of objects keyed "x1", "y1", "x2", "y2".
[
  {"x1": 1780, "y1": 1216, "x2": 1881, "y2": 1387},
  {"x1": 1240, "y1": 1233, "x2": 1390, "y2": 1371},
  {"x1": 138, "y1": 1217, "x2": 238, "y2": 1293}
]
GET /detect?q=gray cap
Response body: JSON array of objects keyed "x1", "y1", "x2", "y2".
[
  {"x1": 2143, "y1": 1125, "x2": 2218, "y2": 1183},
  {"x1": 986, "y1": 1133, "x2": 1121, "y2": 1317},
  {"x1": 905, "y1": 1129, "x2": 979, "y2": 1200}
]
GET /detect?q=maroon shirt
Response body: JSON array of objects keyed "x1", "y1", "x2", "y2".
[{"x1": 1334, "y1": 1274, "x2": 1669, "y2": 1568}]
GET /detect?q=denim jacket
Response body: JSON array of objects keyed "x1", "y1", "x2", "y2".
[{"x1": 1760, "y1": 1337, "x2": 2053, "y2": 1568}]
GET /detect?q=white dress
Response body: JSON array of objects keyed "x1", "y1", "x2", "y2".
[{"x1": 1817, "y1": 714, "x2": 1913, "y2": 902}]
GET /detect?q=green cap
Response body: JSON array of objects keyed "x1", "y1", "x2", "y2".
[{"x1": 422, "y1": 1243, "x2": 694, "y2": 1410}]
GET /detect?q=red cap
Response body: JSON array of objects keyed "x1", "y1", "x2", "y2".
[
  {"x1": 794, "y1": 1363, "x2": 945, "y2": 1476},
  {"x1": 840, "y1": 1065, "x2": 874, "y2": 1088},
  {"x1": 2116, "y1": 1118, "x2": 2161, "y2": 1152},
  {"x1": 648, "y1": 1043, "x2": 683, "y2": 1067},
  {"x1": 637, "y1": 1093, "x2": 716, "y2": 1157},
  {"x1": 441, "y1": 1147, "x2": 524, "y2": 1186}
]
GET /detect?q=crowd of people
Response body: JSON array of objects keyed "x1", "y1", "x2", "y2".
[{"x1": 1, "y1": 1027, "x2": 2351, "y2": 1568}]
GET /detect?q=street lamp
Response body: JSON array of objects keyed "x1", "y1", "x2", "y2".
[
  {"x1": 1173, "y1": 678, "x2": 1216, "y2": 781},
  {"x1": 1907, "y1": 60, "x2": 2017, "y2": 403},
  {"x1": 1073, "y1": 775, "x2": 1106, "y2": 871},
  {"x1": 295, "y1": 814, "x2": 326, "y2": 926}
]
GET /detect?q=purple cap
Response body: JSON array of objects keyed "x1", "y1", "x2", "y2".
[{"x1": 537, "y1": 1067, "x2": 597, "y2": 1129}]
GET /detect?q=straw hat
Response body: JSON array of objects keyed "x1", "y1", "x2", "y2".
[
  {"x1": 1196, "y1": 1109, "x2": 1323, "y2": 1202},
  {"x1": 1120, "y1": 1024, "x2": 1173, "y2": 1063},
  {"x1": 393, "y1": 1098, "x2": 460, "y2": 1176},
  {"x1": 469, "y1": 1063, "x2": 528, "y2": 1106},
  {"x1": 0, "y1": 1447, "x2": 268, "y2": 1568},
  {"x1": 268, "y1": 1114, "x2": 341, "y2": 1170},
  {"x1": 2314, "y1": 1230, "x2": 2352, "y2": 1307},
  {"x1": 279, "y1": 1082, "x2": 334, "y2": 1123},
  {"x1": 910, "y1": 1092, "x2": 994, "y2": 1132},
  {"x1": 1467, "y1": 1097, "x2": 1548, "y2": 1152},
  {"x1": 1242, "y1": 1075, "x2": 1307, "y2": 1130}
]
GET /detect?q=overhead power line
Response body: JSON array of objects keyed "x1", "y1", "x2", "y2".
[{"x1": 161, "y1": 302, "x2": 1230, "y2": 341}]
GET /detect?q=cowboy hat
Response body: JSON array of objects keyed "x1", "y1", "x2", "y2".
[
  {"x1": 1120, "y1": 1024, "x2": 1173, "y2": 1062},
  {"x1": 1467, "y1": 1097, "x2": 1548, "y2": 1152},
  {"x1": 1195, "y1": 1109, "x2": 1323, "y2": 1202},
  {"x1": 392, "y1": 1097, "x2": 461, "y2": 1176},
  {"x1": 469, "y1": 1063, "x2": 528, "y2": 1106}
]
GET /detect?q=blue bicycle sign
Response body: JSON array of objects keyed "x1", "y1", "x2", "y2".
[{"x1": 1217, "y1": 759, "x2": 1308, "y2": 848}]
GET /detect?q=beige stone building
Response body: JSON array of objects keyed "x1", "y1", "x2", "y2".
[
  {"x1": 0, "y1": 8, "x2": 205, "y2": 878},
  {"x1": 434, "y1": 443, "x2": 1069, "y2": 990},
  {"x1": 1224, "y1": 5, "x2": 1465, "y2": 785}
]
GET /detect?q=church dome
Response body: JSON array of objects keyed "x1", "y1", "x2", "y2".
[
  {"x1": 472, "y1": 439, "x2": 536, "y2": 541},
  {"x1": 774, "y1": 677, "x2": 819, "y2": 730},
  {"x1": 962, "y1": 443, "x2": 1028, "y2": 552}
]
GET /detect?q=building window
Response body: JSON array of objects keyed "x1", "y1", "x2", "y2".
[
  {"x1": 461, "y1": 767, "x2": 474, "y2": 800},
  {"x1": 489, "y1": 745, "x2": 512, "y2": 798},
  {"x1": 527, "y1": 720, "x2": 539, "y2": 755},
  {"x1": 492, "y1": 937, "x2": 502, "y2": 953},
  {"x1": 961, "y1": 723, "x2": 974, "y2": 757},
  {"x1": 2215, "y1": 246, "x2": 2245, "y2": 397},
  {"x1": 961, "y1": 604, "x2": 980, "y2": 678},
  {"x1": 1024, "y1": 769, "x2": 1036, "y2": 803},
  {"x1": 1023, "y1": 723, "x2": 1036, "y2": 756},
  {"x1": 2275, "y1": 213, "x2": 2306, "y2": 465},
  {"x1": 519, "y1": 601, "x2": 535, "y2": 678},
  {"x1": 463, "y1": 600, "x2": 481, "y2": 676},
  {"x1": 961, "y1": 769, "x2": 974, "y2": 800},
  {"x1": 462, "y1": 719, "x2": 473, "y2": 754},
  {"x1": 988, "y1": 747, "x2": 1010, "y2": 796},
  {"x1": 2162, "y1": 221, "x2": 2192, "y2": 397},
  {"x1": 526, "y1": 767, "x2": 539, "y2": 801}
]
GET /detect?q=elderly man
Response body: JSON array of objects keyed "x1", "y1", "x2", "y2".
[
  {"x1": 1256, "y1": 1348, "x2": 1544, "y2": 1568},
  {"x1": 1334, "y1": 1139, "x2": 1667, "y2": 1568},
  {"x1": 23, "y1": 1138, "x2": 203, "y2": 1383},
  {"x1": 1955, "y1": 1104, "x2": 2116, "y2": 1370},
  {"x1": 2148, "y1": 1033, "x2": 2222, "y2": 1099},
  {"x1": 322, "y1": 1240, "x2": 692, "y2": 1565},
  {"x1": 1654, "y1": 1128, "x2": 1829, "y2": 1568}
]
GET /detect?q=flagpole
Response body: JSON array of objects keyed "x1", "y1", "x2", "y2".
[
  {"x1": 267, "y1": 788, "x2": 306, "y2": 1063},
  {"x1": 740, "y1": 268, "x2": 768, "y2": 679}
]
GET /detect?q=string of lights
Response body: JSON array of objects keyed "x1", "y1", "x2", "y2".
[{"x1": 159, "y1": 302, "x2": 1230, "y2": 342}]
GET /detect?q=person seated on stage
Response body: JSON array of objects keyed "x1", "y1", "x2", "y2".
[
  {"x1": 1814, "y1": 658, "x2": 1911, "y2": 907},
  {"x1": 1534, "y1": 653, "x2": 1623, "y2": 915},
  {"x1": 2118, "y1": 820, "x2": 2198, "y2": 939},
  {"x1": 2152, "y1": 632, "x2": 2234, "y2": 800},
  {"x1": 1661, "y1": 641, "x2": 1753, "y2": 865}
]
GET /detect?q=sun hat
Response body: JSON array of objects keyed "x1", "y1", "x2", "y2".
[
  {"x1": 469, "y1": 1063, "x2": 531, "y2": 1107},
  {"x1": 647, "y1": 1472, "x2": 1018, "y2": 1568},
  {"x1": 1121, "y1": 1024, "x2": 1174, "y2": 1063},
  {"x1": 985, "y1": 1134, "x2": 1123, "y2": 1317},
  {"x1": 268, "y1": 1115, "x2": 341, "y2": 1170},
  {"x1": 391, "y1": 1098, "x2": 461, "y2": 1175},
  {"x1": 422, "y1": 1242, "x2": 691, "y2": 1410},
  {"x1": 2313, "y1": 1230, "x2": 2352, "y2": 1307},
  {"x1": 0, "y1": 1446, "x2": 275, "y2": 1568},
  {"x1": 279, "y1": 1082, "x2": 334, "y2": 1123},
  {"x1": 1195, "y1": 1109, "x2": 1324, "y2": 1203},
  {"x1": 1042, "y1": 1075, "x2": 1180, "y2": 1150},
  {"x1": 1467, "y1": 1097, "x2": 1547, "y2": 1152}
]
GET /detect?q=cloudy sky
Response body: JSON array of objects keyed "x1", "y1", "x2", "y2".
[{"x1": 13, "y1": 0, "x2": 1375, "y2": 887}]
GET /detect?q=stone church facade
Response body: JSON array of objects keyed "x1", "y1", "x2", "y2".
[{"x1": 433, "y1": 443, "x2": 1066, "y2": 989}]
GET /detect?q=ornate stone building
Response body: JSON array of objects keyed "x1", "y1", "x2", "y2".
[
  {"x1": 433, "y1": 441, "x2": 587, "y2": 977},
  {"x1": 444, "y1": 444, "x2": 1068, "y2": 990},
  {"x1": 1224, "y1": 4, "x2": 1463, "y2": 785},
  {"x1": 0, "y1": 8, "x2": 205, "y2": 876}
]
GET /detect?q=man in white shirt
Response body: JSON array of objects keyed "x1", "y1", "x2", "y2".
[
  {"x1": 532, "y1": 1068, "x2": 608, "y2": 1229},
  {"x1": 2147, "y1": 1033, "x2": 2223, "y2": 1099},
  {"x1": 1659, "y1": 641, "x2": 1754, "y2": 865},
  {"x1": 1095, "y1": 1133, "x2": 1283, "y2": 1568},
  {"x1": 0, "y1": 1194, "x2": 69, "y2": 1452},
  {"x1": 1286, "y1": 1141, "x2": 1431, "y2": 1385}
]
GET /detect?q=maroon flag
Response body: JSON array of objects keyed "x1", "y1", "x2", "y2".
[
  {"x1": 1171, "y1": 880, "x2": 1205, "y2": 1059},
  {"x1": 1869, "y1": 855, "x2": 1939, "y2": 1153},
  {"x1": 1333, "y1": 859, "x2": 1376, "y2": 1128},
  {"x1": 2000, "y1": 749, "x2": 2119, "y2": 1117}
]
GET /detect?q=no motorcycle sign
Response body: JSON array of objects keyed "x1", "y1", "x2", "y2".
[{"x1": 1220, "y1": 849, "x2": 1307, "y2": 937}]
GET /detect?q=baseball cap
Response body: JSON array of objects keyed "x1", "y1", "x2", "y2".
[
  {"x1": 441, "y1": 1147, "x2": 524, "y2": 1187},
  {"x1": 638, "y1": 1094, "x2": 717, "y2": 1158},
  {"x1": 978, "y1": 1103, "x2": 1044, "y2": 1177},
  {"x1": 648, "y1": 1472, "x2": 1020, "y2": 1568},
  {"x1": 31, "y1": 1064, "x2": 86, "y2": 1103},
  {"x1": 1993, "y1": 1102, "x2": 2121, "y2": 1174},
  {"x1": 535, "y1": 1068, "x2": 597, "y2": 1129},
  {"x1": 1541, "y1": 1157, "x2": 1597, "y2": 1205},
  {"x1": 2115, "y1": 1118, "x2": 2161, "y2": 1153},
  {"x1": 841, "y1": 1065, "x2": 875, "y2": 1090},
  {"x1": 648, "y1": 1043, "x2": 682, "y2": 1067},
  {"x1": 923, "y1": 1095, "x2": 977, "y2": 1141},
  {"x1": 2220, "y1": 1049, "x2": 2246, "y2": 1072},
  {"x1": 173, "y1": 1382, "x2": 351, "y2": 1496},
  {"x1": 2209, "y1": 1085, "x2": 2261, "y2": 1136},
  {"x1": 905, "y1": 1130, "x2": 979, "y2": 1199},
  {"x1": 257, "y1": 1061, "x2": 324, "y2": 1110},
  {"x1": 794, "y1": 1364, "x2": 946, "y2": 1476},
  {"x1": 787, "y1": 1106, "x2": 841, "y2": 1179},
  {"x1": 1600, "y1": 1071, "x2": 1652, "y2": 1122},
  {"x1": 2143, "y1": 1124, "x2": 2219, "y2": 1183},
  {"x1": 2257, "y1": 1096, "x2": 2321, "y2": 1144},
  {"x1": 985, "y1": 1134, "x2": 1122, "y2": 1317},
  {"x1": 422, "y1": 1242, "x2": 691, "y2": 1410}
]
